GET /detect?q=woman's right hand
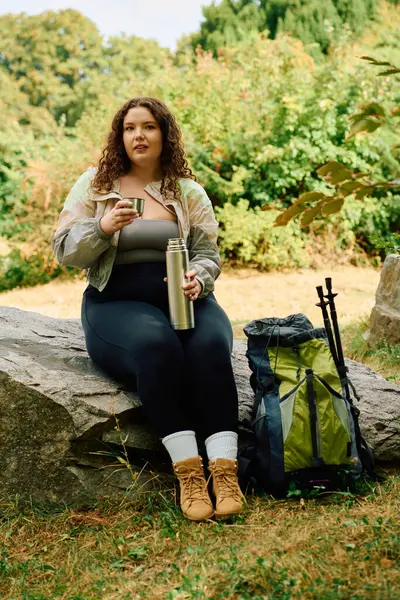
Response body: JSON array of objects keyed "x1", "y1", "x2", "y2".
[{"x1": 99, "y1": 199, "x2": 140, "y2": 236}]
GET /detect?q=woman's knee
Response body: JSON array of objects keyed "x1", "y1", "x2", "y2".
[
  {"x1": 188, "y1": 330, "x2": 231, "y2": 360},
  {"x1": 133, "y1": 321, "x2": 183, "y2": 366}
]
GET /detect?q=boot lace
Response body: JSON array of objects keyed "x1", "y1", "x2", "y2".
[
  {"x1": 209, "y1": 464, "x2": 242, "y2": 501},
  {"x1": 176, "y1": 468, "x2": 210, "y2": 506}
]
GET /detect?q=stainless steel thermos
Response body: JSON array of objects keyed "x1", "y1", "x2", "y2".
[{"x1": 166, "y1": 238, "x2": 195, "y2": 330}]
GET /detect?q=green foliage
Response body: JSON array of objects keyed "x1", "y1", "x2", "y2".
[
  {"x1": 176, "y1": 32, "x2": 399, "y2": 215},
  {"x1": 216, "y1": 199, "x2": 309, "y2": 269},
  {"x1": 0, "y1": 5, "x2": 399, "y2": 289},
  {"x1": 343, "y1": 195, "x2": 400, "y2": 256},
  {"x1": 179, "y1": 0, "x2": 266, "y2": 56},
  {"x1": 0, "y1": 249, "x2": 64, "y2": 292},
  {"x1": 368, "y1": 232, "x2": 400, "y2": 255},
  {"x1": 215, "y1": 197, "x2": 386, "y2": 270},
  {"x1": 0, "y1": 10, "x2": 104, "y2": 125},
  {"x1": 343, "y1": 316, "x2": 400, "y2": 384},
  {"x1": 0, "y1": 10, "x2": 170, "y2": 126},
  {"x1": 178, "y1": 0, "x2": 379, "y2": 58},
  {"x1": 274, "y1": 49, "x2": 400, "y2": 237}
]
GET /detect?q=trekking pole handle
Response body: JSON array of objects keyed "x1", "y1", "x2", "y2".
[
  {"x1": 323, "y1": 278, "x2": 350, "y2": 398},
  {"x1": 316, "y1": 285, "x2": 325, "y2": 302},
  {"x1": 325, "y1": 277, "x2": 338, "y2": 300},
  {"x1": 315, "y1": 285, "x2": 339, "y2": 368}
]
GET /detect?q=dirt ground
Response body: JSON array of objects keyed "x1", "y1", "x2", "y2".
[{"x1": 0, "y1": 266, "x2": 380, "y2": 329}]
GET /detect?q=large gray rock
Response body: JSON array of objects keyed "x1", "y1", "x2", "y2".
[
  {"x1": 368, "y1": 254, "x2": 400, "y2": 345},
  {"x1": 0, "y1": 306, "x2": 399, "y2": 504},
  {"x1": 0, "y1": 307, "x2": 147, "y2": 504}
]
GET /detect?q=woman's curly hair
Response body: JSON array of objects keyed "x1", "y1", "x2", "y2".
[{"x1": 92, "y1": 97, "x2": 195, "y2": 199}]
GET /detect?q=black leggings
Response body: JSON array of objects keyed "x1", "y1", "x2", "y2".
[{"x1": 81, "y1": 263, "x2": 238, "y2": 439}]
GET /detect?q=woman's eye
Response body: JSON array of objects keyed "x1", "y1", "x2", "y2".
[{"x1": 146, "y1": 125, "x2": 155, "y2": 129}]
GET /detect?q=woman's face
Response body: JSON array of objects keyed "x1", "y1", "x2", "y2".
[{"x1": 122, "y1": 106, "x2": 163, "y2": 169}]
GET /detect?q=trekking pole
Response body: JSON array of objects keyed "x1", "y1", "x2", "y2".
[
  {"x1": 316, "y1": 285, "x2": 339, "y2": 369},
  {"x1": 324, "y1": 277, "x2": 351, "y2": 399}
]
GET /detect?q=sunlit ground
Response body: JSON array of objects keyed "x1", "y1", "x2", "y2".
[{"x1": 0, "y1": 265, "x2": 380, "y2": 328}]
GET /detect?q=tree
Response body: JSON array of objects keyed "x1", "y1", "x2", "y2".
[
  {"x1": 0, "y1": 10, "x2": 105, "y2": 125},
  {"x1": 276, "y1": 1, "x2": 342, "y2": 55},
  {"x1": 0, "y1": 70, "x2": 56, "y2": 136},
  {"x1": 191, "y1": 0, "x2": 266, "y2": 55},
  {"x1": 0, "y1": 10, "x2": 171, "y2": 127},
  {"x1": 103, "y1": 34, "x2": 171, "y2": 78},
  {"x1": 177, "y1": 0, "x2": 378, "y2": 56}
]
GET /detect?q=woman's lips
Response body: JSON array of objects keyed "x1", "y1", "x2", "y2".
[{"x1": 134, "y1": 146, "x2": 148, "y2": 152}]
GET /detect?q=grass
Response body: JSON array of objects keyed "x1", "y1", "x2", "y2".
[
  {"x1": 342, "y1": 316, "x2": 400, "y2": 386},
  {"x1": 0, "y1": 476, "x2": 399, "y2": 599}
]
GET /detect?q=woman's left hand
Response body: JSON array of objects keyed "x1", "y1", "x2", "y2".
[
  {"x1": 183, "y1": 270, "x2": 202, "y2": 301},
  {"x1": 163, "y1": 269, "x2": 202, "y2": 301}
]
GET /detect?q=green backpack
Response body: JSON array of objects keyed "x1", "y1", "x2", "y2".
[{"x1": 241, "y1": 313, "x2": 374, "y2": 495}]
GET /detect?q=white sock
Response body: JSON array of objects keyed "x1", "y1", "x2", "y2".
[
  {"x1": 162, "y1": 430, "x2": 199, "y2": 464},
  {"x1": 205, "y1": 431, "x2": 238, "y2": 462}
]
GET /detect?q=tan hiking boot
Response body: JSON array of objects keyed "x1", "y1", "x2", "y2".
[
  {"x1": 208, "y1": 458, "x2": 246, "y2": 519},
  {"x1": 173, "y1": 456, "x2": 214, "y2": 522}
]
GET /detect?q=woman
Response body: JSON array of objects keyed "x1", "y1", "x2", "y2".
[{"x1": 52, "y1": 97, "x2": 245, "y2": 521}]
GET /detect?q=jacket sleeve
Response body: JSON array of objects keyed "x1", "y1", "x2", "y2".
[
  {"x1": 186, "y1": 181, "x2": 221, "y2": 298},
  {"x1": 52, "y1": 168, "x2": 114, "y2": 270}
]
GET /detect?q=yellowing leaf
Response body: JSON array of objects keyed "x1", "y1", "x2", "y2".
[
  {"x1": 363, "y1": 102, "x2": 386, "y2": 117},
  {"x1": 351, "y1": 172, "x2": 370, "y2": 179},
  {"x1": 359, "y1": 56, "x2": 400, "y2": 76},
  {"x1": 329, "y1": 167, "x2": 353, "y2": 185},
  {"x1": 339, "y1": 181, "x2": 361, "y2": 196},
  {"x1": 316, "y1": 161, "x2": 343, "y2": 177},
  {"x1": 297, "y1": 191, "x2": 326, "y2": 204},
  {"x1": 378, "y1": 69, "x2": 400, "y2": 76},
  {"x1": 360, "y1": 56, "x2": 392, "y2": 66},
  {"x1": 300, "y1": 206, "x2": 320, "y2": 227},
  {"x1": 346, "y1": 118, "x2": 382, "y2": 140},
  {"x1": 321, "y1": 198, "x2": 344, "y2": 216},
  {"x1": 260, "y1": 204, "x2": 279, "y2": 211},
  {"x1": 355, "y1": 186, "x2": 374, "y2": 200},
  {"x1": 348, "y1": 102, "x2": 385, "y2": 121},
  {"x1": 274, "y1": 204, "x2": 302, "y2": 227}
]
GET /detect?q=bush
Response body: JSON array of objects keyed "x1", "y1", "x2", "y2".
[
  {"x1": 216, "y1": 199, "x2": 309, "y2": 270},
  {"x1": 216, "y1": 197, "x2": 388, "y2": 270},
  {"x1": 0, "y1": 248, "x2": 64, "y2": 291}
]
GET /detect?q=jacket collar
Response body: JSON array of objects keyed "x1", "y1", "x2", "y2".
[{"x1": 90, "y1": 177, "x2": 164, "y2": 202}]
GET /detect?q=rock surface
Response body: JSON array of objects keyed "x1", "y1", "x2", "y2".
[
  {"x1": 369, "y1": 254, "x2": 400, "y2": 345},
  {"x1": 0, "y1": 306, "x2": 399, "y2": 504}
]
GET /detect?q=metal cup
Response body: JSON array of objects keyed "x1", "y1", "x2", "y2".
[{"x1": 124, "y1": 197, "x2": 145, "y2": 217}]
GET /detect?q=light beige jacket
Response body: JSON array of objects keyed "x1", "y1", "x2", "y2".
[{"x1": 52, "y1": 167, "x2": 221, "y2": 296}]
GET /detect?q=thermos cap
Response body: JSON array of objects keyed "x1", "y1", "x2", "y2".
[{"x1": 167, "y1": 238, "x2": 186, "y2": 251}]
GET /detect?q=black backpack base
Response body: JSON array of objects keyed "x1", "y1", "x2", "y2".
[{"x1": 239, "y1": 447, "x2": 378, "y2": 499}]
